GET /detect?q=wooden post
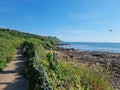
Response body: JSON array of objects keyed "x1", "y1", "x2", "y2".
[{"x1": 53, "y1": 51, "x2": 58, "y2": 64}]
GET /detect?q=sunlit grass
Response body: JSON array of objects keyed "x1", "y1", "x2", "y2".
[{"x1": 44, "y1": 52, "x2": 111, "y2": 90}]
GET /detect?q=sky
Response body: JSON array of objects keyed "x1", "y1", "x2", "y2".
[{"x1": 0, "y1": 0, "x2": 120, "y2": 42}]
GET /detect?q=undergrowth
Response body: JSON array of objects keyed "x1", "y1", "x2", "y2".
[
  {"x1": 45, "y1": 52, "x2": 111, "y2": 90},
  {"x1": 22, "y1": 39, "x2": 111, "y2": 90}
]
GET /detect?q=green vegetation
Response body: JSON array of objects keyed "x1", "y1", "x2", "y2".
[
  {"x1": 45, "y1": 53, "x2": 111, "y2": 90},
  {"x1": 22, "y1": 40, "x2": 111, "y2": 90},
  {"x1": 0, "y1": 30, "x2": 24, "y2": 70},
  {"x1": 0, "y1": 28, "x2": 59, "y2": 71},
  {"x1": 0, "y1": 28, "x2": 111, "y2": 90}
]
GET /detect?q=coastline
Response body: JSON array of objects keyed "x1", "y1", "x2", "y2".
[
  {"x1": 58, "y1": 47, "x2": 120, "y2": 89},
  {"x1": 58, "y1": 42, "x2": 120, "y2": 53}
]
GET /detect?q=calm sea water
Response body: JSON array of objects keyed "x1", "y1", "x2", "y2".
[{"x1": 60, "y1": 42, "x2": 120, "y2": 53}]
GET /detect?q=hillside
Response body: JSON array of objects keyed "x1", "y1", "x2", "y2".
[
  {"x1": 0, "y1": 28, "x2": 60, "y2": 71},
  {"x1": 0, "y1": 28, "x2": 112, "y2": 90},
  {"x1": 0, "y1": 28, "x2": 60, "y2": 43}
]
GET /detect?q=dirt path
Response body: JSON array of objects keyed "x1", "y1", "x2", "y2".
[{"x1": 0, "y1": 47, "x2": 27, "y2": 90}]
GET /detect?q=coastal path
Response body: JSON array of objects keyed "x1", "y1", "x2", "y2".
[{"x1": 0, "y1": 46, "x2": 27, "y2": 90}]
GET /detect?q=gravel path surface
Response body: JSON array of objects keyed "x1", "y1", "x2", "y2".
[{"x1": 0, "y1": 47, "x2": 27, "y2": 90}]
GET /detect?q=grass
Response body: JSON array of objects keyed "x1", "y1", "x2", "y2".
[
  {"x1": 22, "y1": 40, "x2": 111, "y2": 90},
  {"x1": 43, "y1": 52, "x2": 111, "y2": 90}
]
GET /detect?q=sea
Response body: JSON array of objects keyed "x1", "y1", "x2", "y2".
[{"x1": 60, "y1": 42, "x2": 120, "y2": 53}]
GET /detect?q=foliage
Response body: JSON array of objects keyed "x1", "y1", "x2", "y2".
[
  {"x1": 45, "y1": 54, "x2": 111, "y2": 90},
  {"x1": 21, "y1": 38, "x2": 111, "y2": 90},
  {"x1": 0, "y1": 28, "x2": 61, "y2": 43},
  {"x1": 22, "y1": 41, "x2": 39, "y2": 90},
  {"x1": 22, "y1": 41, "x2": 53, "y2": 90},
  {"x1": 0, "y1": 28, "x2": 111, "y2": 90},
  {"x1": 0, "y1": 38, "x2": 23, "y2": 70},
  {"x1": 0, "y1": 28, "x2": 60, "y2": 71}
]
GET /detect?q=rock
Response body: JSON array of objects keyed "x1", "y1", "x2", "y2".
[{"x1": 59, "y1": 49, "x2": 120, "y2": 89}]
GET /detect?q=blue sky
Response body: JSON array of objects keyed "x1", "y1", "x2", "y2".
[{"x1": 0, "y1": 0, "x2": 120, "y2": 42}]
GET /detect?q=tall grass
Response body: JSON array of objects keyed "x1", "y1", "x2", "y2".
[
  {"x1": 21, "y1": 39, "x2": 111, "y2": 90},
  {"x1": 45, "y1": 52, "x2": 111, "y2": 90}
]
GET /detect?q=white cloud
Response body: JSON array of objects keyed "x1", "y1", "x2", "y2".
[{"x1": 54, "y1": 31, "x2": 61, "y2": 34}]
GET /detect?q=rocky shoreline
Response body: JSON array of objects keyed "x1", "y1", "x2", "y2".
[{"x1": 58, "y1": 47, "x2": 120, "y2": 90}]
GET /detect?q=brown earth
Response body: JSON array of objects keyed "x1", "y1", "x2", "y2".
[{"x1": 0, "y1": 47, "x2": 27, "y2": 90}]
